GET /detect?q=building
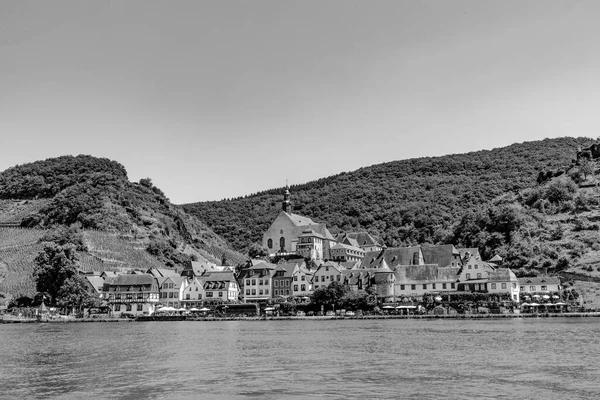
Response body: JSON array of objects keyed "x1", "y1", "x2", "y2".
[
  {"x1": 203, "y1": 271, "x2": 240, "y2": 304},
  {"x1": 361, "y1": 246, "x2": 424, "y2": 270},
  {"x1": 273, "y1": 262, "x2": 297, "y2": 298},
  {"x1": 106, "y1": 274, "x2": 160, "y2": 316},
  {"x1": 291, "y1": 262, "x2": 313, "y2": 298},
  {"x1": 262, "y1": 186, "x2": 336, "y2": 257},
  {"x1": 238, "y1": 261, "x2": 277, "y2": 303},
  {"x1": 312, "y1": 261, "x2": 345, "y2": 290},
  {"x1": 395, "y1": 265, "x2": 460, "y2": 297},
  {"x1": 296, "y1": 229, "x2": 324, "y2": 261},
  {"x1": 487, "y1": 268, "x2": 520, "y2": 302},
  {"x1": 330, "y1": 242, "x2": 365, "y2": 262},
  {"x1": 421, "y1": 244, "x2": 463, "y2": 268},
  {"x1": 334, "y1": 232, "x2": 383, "y2": 252},
  {"x1": 180, "y1": 258, "x2": 218, "y2": 279},
  {"x1": 84, "y1": 275, "x2": 105, "y2": 299},
  {"x1": 519, "y1": 277, "x2": 561, "y2": 295},
  {"x1": 181, "y1": 277, "x2": 204, "y2": 308},
  {"x1": 158, "y1": 275, "x2": 188, "y2": 308}
]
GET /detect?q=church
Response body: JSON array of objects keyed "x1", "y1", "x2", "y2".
[{"x1": 262, "y1": 187, "x2": 337, "y2": 260}]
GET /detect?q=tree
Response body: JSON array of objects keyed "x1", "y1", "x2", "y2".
[
  {"x1": 580, "y1": 159, "x2": 595, "y2": 180},
  {"x1": 33, "y1": 243, "x2": 87, "y2": 308},
  {"x1": 248, "y1": 243, "x2": 269, "y2": 259},
  {"x1": 310, "y1": 282, "x2": 350, "y2": 310}
]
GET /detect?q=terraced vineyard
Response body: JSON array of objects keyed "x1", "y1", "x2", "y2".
[
  {"x1": 83, "y1": 230, "x2": 165, "y2": 270},
  {"x1": 0, "y1": 243, "x2": 42, "y2": 298},
  {"x1": 0, "y1": 227, "x2": 45, "y2": 249}
]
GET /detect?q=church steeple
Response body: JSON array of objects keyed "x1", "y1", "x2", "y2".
[{"x1": 282, "y1": 183, "x2": 292, "y2": 212}]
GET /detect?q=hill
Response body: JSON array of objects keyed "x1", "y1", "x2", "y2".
[
  {"x1": 183, "y1": 137, "x2": 595, "y2": 252},
  {"x1": 0, "y1": 155, "x2": 246, "y2": 304}
]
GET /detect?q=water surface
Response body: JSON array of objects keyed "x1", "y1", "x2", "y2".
[{"x1": 1, "y1": 318, "x2": 599, "y2": 399}]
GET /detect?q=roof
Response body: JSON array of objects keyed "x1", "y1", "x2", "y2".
[
  {"x1": 274, "y1": 262, "x2": 297, "y2": 278},
  {"x1": 362, "y1": 247, "x2": 422, "y2": 269},
  {"x1": 395, "y1": 265, "x2": 460, "y2": 283},
  {"x1": 489, "y1": 254, "x2": 503, "y2": 262},
  {"x1": 315, "y1": 261, "x2": 345, "y2": 275},
  {"x1": 85, "y1": 276, "x2": 105, "y2": 292},
  {"x1": 340, "y1": 261, "x2": 361, "y2": 270},
  {"x1": 488, "y1": 268, "x2": 518, "y2": 282},
  {"x1": 285, "y1": 212, "x2": 316, "y2": 226},
  {"x1": 203, "y1": 271, "x2": 236, "y2": 282},
  {"x1": 147, "y1": 268, "x2": 179, "y2": 278},
  {"x1": 458, "y1": 248, "x2": 481, "y2": 261},
  {"x1": 331, "y1": 242, "x2": 363, "y2": 252},
  {"x1": 518, "y1": 276, "x2": 561, "y2": 286},
  {"x1": 299, "y1": 229, "x2": 324, "y2": 239},
  {"x1": 101, "y1": 271, "x2": 118, "y2": 278},
  {"x1": 342, "y1": 269, "x2": 372, "y2": 286},
  {"x1": 111, "y1": 274, "x2": 156, "y2": 286},
  {"x1": 335, "y1": 232, "x2": 381, "y2": 247},
  {"x1": 249, "y1": 261, "x2": 277, "y2": 270},
  {"x1": 421, "y1": 245, "x2": 460, "y2": 268}
]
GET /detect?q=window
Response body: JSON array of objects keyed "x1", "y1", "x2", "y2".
[
  {"x1": 115, "y1": 304, "x2": 121, "y2": 311},
  {"x1": 512, "y1": 283, "x2": 517, "y2": 289},
  {"x1": 267, "y1": 238, "x2": 273, "y2": 249},
  {"x1": 137, "y1": 304, "x2": 143, "y2": 311},
  {"x1": 423, "y1": 284, "x2": 427, "y2": 290},
  {"x1": 411, "y1": 285, "x2": 416, "y2": 290},
  {"x1": 294, "y1": 285, "x2": 298, "y2": 291},
  {"x1": 259, "y1": 289, "x2": 263, "y2": 295},
  {"x1": 246, "y1": 289, "x2": 250, "y2": 295},
  {"x1": 466, "y1": 273, "x2": 471, "y2": 280},
  {"x1": 330, "y1": 275, "x2": 334, "y2": 281},
  {"x1": 400, "y1": 285, "x2": 405, "y2": 290},
  {"x1": 501, "y1": 283, "x2": 507, "y2": 289},
  {"x1": 432, "y1": 284, "x2": 436, "y2": 289},
  {"x1": 218, "y1": 292, "x2": 223, "y2": 297},
  {"x1": 475, "y1": 265, "x2": 478, "y2": 269},
  {"x1": 301, "y1": 276, "x2": 305, "y2": 281},
  {"x1": 265, "y1": 289, "x2": 269, "y2": 295},
  {"x1": 126, "y1": 304, "x2": 132, "y2": 311},
  {"x1": 264, "y1": 279, "x2": 269, "y2": 285},
  {"x1": 274, "y1": 280, "x2": 279, "y2": 287},
  {"x1": 259, "y1": 279, "x2": 263, "y2": 286},
  {"x1": 321, "y1": 276, "x2": 325, "y2": 282},
  {"x1": 294, "y1": 276, "x2": 298, "y2": 281},
  {"x1": 520, "y1": 286, "x2": 524, "y2": 291},
  {"x1": 468, "y1": 265, "x2": 472, "y2": 269},
  {"x1": 301, "y1": 284, "x2": 306, "y2": 291},
  {"x1": 530, "y1": 286, "x2": 535, "y2": 291},
  {"x1": 186, "y1": 294, "x2": 190, "y2": 300},
  {"x1": 442, "y1": 283, "x2": 447, "y2": 289},
  {"x1": 251, "y1": 279, "x2": 256, "y2": 285},
  {"x1": 477, "y1": 273, "x2": 481, "y2": 279},
  {"x1": 326, "y1": 266, "x2": 329, "y2": 272},
  {"x1": 246, "y1": 279, "x2": 250, "y2": 286},
  {"x1": 541, "y1": 285, "x2": 547, "y2": 291},
  {"x1": 286, "y1": 290, "x2": 289, "y2": 295},
  {"x1": 115, "y1": 294, "x2": 121, "y2": 300},
  {"x1": 280, "y1": 237, "x2": 285, "y2": 250},
  {"x1": 251, "y1": 289, "x2": 256, "y2": 295},
  {"x1": 337, "y1": 275, "x2": 340, "y2": 281},
  {"x1": 491, "y1": 283, "x2": 496, "y2": 289},
  {"x1": 206, "y1": 292, "x2": 213, "y2": 297},
  {"x1": 451, "y1": 283, "x2": 455, "y2": 289}
]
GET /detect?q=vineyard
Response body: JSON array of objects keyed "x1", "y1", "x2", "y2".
[
  {"x1": 0, "y1": 227, "x2": 46, "y2": 250},
  {"x1": 0, "y1": 243, "x2": 42, "y2": 298},
  {"x1": 83, "y1": 230, "x2": 165, "y2": 270}
]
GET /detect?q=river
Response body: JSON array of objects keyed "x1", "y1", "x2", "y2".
[{"x1": 1, "y1": 318, "x2": 599, "y2": 399}]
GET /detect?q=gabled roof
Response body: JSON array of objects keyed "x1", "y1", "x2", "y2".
[
  {"x1": 249, "y1": 261, "x2": 277, "y2": 270},
  {"x1": 488, "y1": 268, "x2": 518, "y2": 282},
  {"x1": 147, "y1": 268, "x2": 179, "y2": 278},
  {"x1": 421, "y1": 245, "x2": 460, "y2": 268},
  {"x1": 111, "y1": 274, "x2": 156, "y2": 286},
  {"x1": 331, "y1": 242, "x2": 363, "y2": 252},
  {"x1": 518, "y1": 276, "x2": 561, "y2": 286},
  {"x1": 362, "y1": 246, "x2": 422, "y2": 269},
  {"x1": 458, "y1": 248, "x2": 481, "y2": 261},
  {"x1": 284, "y1": 212, "x2": 316, "y2": 227},
  {"x1": 315, "y1": 261, "x2": 345, "y2": 275},
  {"x1": 489, "y1": 254, "x2": 503, "y2": 262},
  {"x1": 335, "y1": 232, "x2": 381, "y2": 247},
  {"x1": 101, "y1": 271, "x2": 118, "y2": 278},
  {"x1": 299, "y1": 229, "x2": 324, "y2": 239},
  {"x1": 274, "y1": 262, "x2": 297, "y2": 278},
  {"x1": 341, "y1": 261, "x2": 361, "y2": 270},
  {"x1": 203, "y1": 271, "x2": 236, "y2": 282},
  {"x1": 85, "y1": 276, "x2": 105, "y2": 292}
]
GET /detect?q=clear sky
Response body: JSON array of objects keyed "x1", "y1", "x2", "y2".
[{"x1": 2, "y1": 1, "x2": 600, "y2": 204}]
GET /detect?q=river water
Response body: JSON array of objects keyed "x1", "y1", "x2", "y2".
[{"x1": 1, "y1": 318, "x2": 599, "y2": 399}]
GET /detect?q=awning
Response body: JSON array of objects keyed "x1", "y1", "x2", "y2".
[{"x1": 396, "y1": 306, "x2": 417, "y2": 309}]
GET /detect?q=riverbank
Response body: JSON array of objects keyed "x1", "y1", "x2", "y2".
[{"x1": 4, "y1": 311, "x2": 600, "y2": 323}]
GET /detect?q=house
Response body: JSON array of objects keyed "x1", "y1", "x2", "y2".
[
  {"x1": 457, "y1": 248, "x2": 496, "y2": 282},
  {"x1": 106, "y1": 274, "x2": 160, "y2": 316},
  {"x1": 312, "y1": 261, "x2": 345, "y2": 290},
  {"x1": 181, "y1": 277, "x2": 204, "y2": 308},
  {"x1": 158, "y1": 275, "x2": 188, "y2": 308},
  {"x1": 519, "y1": 277, "x2": 561, "y2": 295},
  {"x1": 330, "y1": 242, "x2": 365, "y2": 262},
  {"x1": 262, "y1": 186, "x2": 336, "y2": 258},
  {"x1": 180, "y1": 257, "x2": 217, "y2": 279},
  {"x1": 395, "y1": 265, "x2": 460, "y2": 296},
  {"x1": 147, "y1": 268, "x2": 179, "y2": 279},
  {"x1": 238, "y1": 261, "x2": 277, "y2": 303},
  {"x1": 487, "y1": 268, "x2": 520, "y2": 302},
  {"x1": 296, "y1": 229, "x2": 325, "y2": 261},
  {"x1": 203, "y1": 271, "x2": 240, "y2": 304},
  {"x1": 273, "y1": 262, "x2": 297, "y2": 298},
  {"x1": 361, "y1": 246, "x2": 424, "y2": 269},
  {"x1": 84, "y1": 275, "x2": 106, "y2": 299},
  {"x1": 291, "y1": 262, "x2": 313, "y2": 298},
  {"x1": 421, "y1": 244, "x2": 463, "y2": 268},
  {"x1": 334, "y1": 232, "x2": 383, "y2": 252}
]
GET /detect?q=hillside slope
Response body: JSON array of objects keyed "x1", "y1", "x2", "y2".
[
  {"x1": 183, "y1": 137, "x2": 595, "y2": 251},
  {"x1": 0, "y1": 155, "x2": 246, "y2": 303}
]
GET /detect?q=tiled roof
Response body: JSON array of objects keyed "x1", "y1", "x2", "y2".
[
  {"x1": 112, "y1": 274, "x2": 156, "y2": 286},
  {"x1": 285, "y1": 212, "x2": 316, "y2": 226},
  {"x1": 335, "y1": 232, "x2": 380, "y2": 247},
  {"x1": 85, "y1": 276, "x2": 105, "y2": 292},
  {"x1": 362, "y1": 246, "x2": 422, "y2": 269},
  {"x1": 518, "y1": 276, "x2": 561, "y2": 286},
  {"x1": 488, "y1": 268, "x2": 518, "y2": 282},
  {"x1": 421, "y1": 245, "x2": 460, "y2": 268}
]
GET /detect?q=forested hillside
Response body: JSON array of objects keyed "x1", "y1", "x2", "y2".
[
  {"x1": 183, "y1": 137, "x2": 595, "y2": 252},
  {"x1": 0, "y1": 155, "x2": 246, "y2": 304}
]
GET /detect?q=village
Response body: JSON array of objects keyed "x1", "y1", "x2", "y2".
[{"x1": 67, "y1": 187, "x2": 568, "y2": 320}]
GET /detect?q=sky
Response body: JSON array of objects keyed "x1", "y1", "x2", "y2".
[{"x1": 1, "y1": 1, "x2": 600, "y2": 204}]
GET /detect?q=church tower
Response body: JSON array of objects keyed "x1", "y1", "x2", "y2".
[{"x1": 282, "y1": 185, "x2": 292, "y2": 212}]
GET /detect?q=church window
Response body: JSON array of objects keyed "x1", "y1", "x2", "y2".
[
  {"x1": 280, "y1": 237, "x2": 285, "y2": 250},
  {"x1": 267, "y1": 239, "x2": 273, "y2": 249}
]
